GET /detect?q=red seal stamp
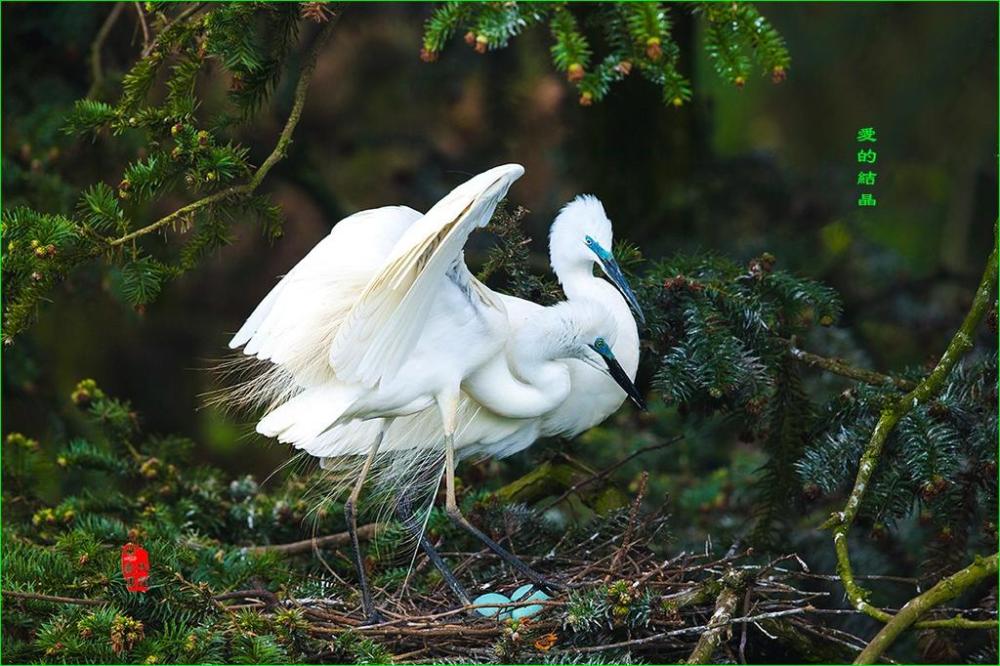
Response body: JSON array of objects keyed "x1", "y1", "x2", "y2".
[{"x1": 121, "y1": 543, "x2": 150, "y2": 592}]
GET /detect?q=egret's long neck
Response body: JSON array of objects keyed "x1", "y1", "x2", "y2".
[
  {"x1": 462, "y1": 327, "x2": 572, "y2": 420},
  {"x1": 559, "y1": 260, "x2": 640, "y2": 378}
]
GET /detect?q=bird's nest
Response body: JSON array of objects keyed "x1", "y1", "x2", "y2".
[{"x1": 219, "y1": 499, "x2": 882, "y2": 664}]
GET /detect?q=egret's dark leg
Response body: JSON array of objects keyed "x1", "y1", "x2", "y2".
[
  {"x1": 344, "y1": 429, "x2": 386, "y2": 625},
  {"x1": 395, "y1": 491, "x2": 471, "y2": 606},
  {"x1": 443, "y1": 433, "x2": 565, "y2": 593}
]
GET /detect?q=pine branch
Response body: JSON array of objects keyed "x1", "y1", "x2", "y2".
[
  {"x1": 855, "y1": 553, "x2": 999, "y2": 664},
  {"x1": 106, "y1": 15, "x2": 337, "y2": 248},
  {"x1": 783, "y1": 337, "x2": 917, "y2": 391},
  {"x1": 824, "y1": 233, "x2": 998, "y2": 630}
]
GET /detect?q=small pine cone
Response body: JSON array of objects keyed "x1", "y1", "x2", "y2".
[
  {"x1": 566, "y1": 63, "x2": 585, "y2": 83},
  {"x1": 196, "y1": 130, "x2": 210, "y2": 146},
  {"x1": 419, "y1": 47, "x2": 438, "y2": 63},
  {"x1": 474, "y1": 34, "x2": 488, "y2": 53},
  {"x1": 771, "y1": 66, "x2": 787, "y2": 83},
  {"x1": 300, "y1": 1, "x2": 333, "y2": 23},
  {"x1": 734, "y1": 76, "x2": 746, "y2": 89},
  {"x1": 171, "y1": 122, "x2": 183, "y2": 136},
  {"x1": 578, "y1": 91, "x2": 593, "y2": 106},
  {"x1": 645, "y1": 37, "x2": 662, "y2": 60},
  {"x1": 464, "y1": 31, "x2": 476, "y2": 46},
  {"x1": 801, "y1": 482, "x2": 821, "y2": 502},
  {"x1": 671, "y1": 96, "x2": 683, "y2": 108},
  {"x1": 615, "y1": 60, "x2": 632, "y2": 76}
]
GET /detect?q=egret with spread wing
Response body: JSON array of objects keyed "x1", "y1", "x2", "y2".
[{"x1": 228, "y1": 168, "x2": 646, "y2": 620}]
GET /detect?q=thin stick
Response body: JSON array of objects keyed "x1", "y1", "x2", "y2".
[
  {"x1": 2, "y1": 590, "x2": 107, "y2": 606},
  {"x1": 541, "y1": 437, "x2": 681, "y2": 512},
  {"x1": 141, "y1": 2, "x2": 205, "y2": 58},
  {"x1": 88, "y1": 2, "x2": 125, "y2": 98},
  {"x1": 133, "y1": 2, "x2": 150, "y2": 51},
  {"x1": 605, "y1": 470, "x2": 648, "y2": 582},
  {"x1": 246, "y1": 523, "x2": 379, "y2": 556}
]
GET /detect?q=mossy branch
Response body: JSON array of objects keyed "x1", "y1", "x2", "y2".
[
  {"x1": 783, "y1": 338, "x2": 916, "y2": 391},
  {"x1": 106, "y1": 15, "x2": 338, "y2": 248},
  {"x1": 854, "y1": 553, "x2": 999, "y2": 664},
  {"x1": 824, "y1": 234, "x2": 998, "y2": 631},
  {"x1": 685, "y1": 569, "x2": 750, "y2": 664}
]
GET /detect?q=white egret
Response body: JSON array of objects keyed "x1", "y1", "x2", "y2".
[
  {"x1": 228, "y1": 168, "x2": 645, "y2": 619},
  {"x1": 280, "y1": 193, "x2": 644, "y2": 611}
]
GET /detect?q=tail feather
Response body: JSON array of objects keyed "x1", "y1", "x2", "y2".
[{"x1": 256, "y1": 383, "x2": 362, "y2": 445}]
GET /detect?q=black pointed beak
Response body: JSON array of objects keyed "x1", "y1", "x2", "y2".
[
  {"x1": 603, "y1": 354, "x2": 647, "y2": 411},
  {"x1": 598, "y1": 255, "x2": 646, "y2": 326}
]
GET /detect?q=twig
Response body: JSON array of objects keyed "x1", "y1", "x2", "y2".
[
  {"x1": 133, "y1": 2, "x2": 150, "y2": 51},
  {"x1": 562, "y1": 605, "x2": 808, "y2": 655},
  {"x1": 107, "y1": 13, "x2": 338, "y2": 247},
  {"x1": 540, "y1": 437, "x2": 681, "y2": 512},
  {"x1": 824, "y1": 236, "x2": 998, "y2": 630},
  {"x1": 141, "y1": 2, "x2": 205, "y2": 58},
  {"x1": 246, "y1": 523, "x2": 379, "y2": 556},
  {"x1": 2, "y1": 590, "x2": 107, "y2": 606},
  {"x1": 854, "y1": 553, "x2": 999, "y2": 664},
  {"x1": 605, "y1": 471, "x2": 648, "y2": 582},
  {"x1": 88, "y1": 2, "x2": 125, "y2": 98},
  {"x1": 783, "y1": 338, "x2": 916, "y2": 391}
]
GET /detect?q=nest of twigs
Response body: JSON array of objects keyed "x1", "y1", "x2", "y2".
[{"x1": 219, "y1": 499, "x2": 881, "y2": 664}]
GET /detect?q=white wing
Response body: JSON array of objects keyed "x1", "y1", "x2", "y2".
[
  {"x1": 327, "y1": 164, "x2": 524, "y2": 388},
  {"x1": 229, "y1": 205, "x2": 421, "y2": 388}
]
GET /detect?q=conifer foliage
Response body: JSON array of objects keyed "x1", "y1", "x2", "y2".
[
  {"x1": 2, "y1": 380, "x2": 397, "y2": 664},
  {"x1": 1, "y1": 3, "x2": 327, "y2": 343},
  {"x1": 421, "y1": 2, "x2": 790, "y2": 106}
]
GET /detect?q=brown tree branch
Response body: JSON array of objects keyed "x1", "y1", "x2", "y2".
[
  {"x1": 87, "y1": 2, "x2": 125, "y2": 98},
  {"x1": 2, "y1": 590, "x2": 108, "y2": 606},
  {"x1": 107, "y1": 13, "x2": 338, "y2": 248},
  {"x1": 783, "y1": 338, "x2": 916, "y2": 391},
  {"x1": 247, "y1": 523, "x2": 379, "y2": 556}
]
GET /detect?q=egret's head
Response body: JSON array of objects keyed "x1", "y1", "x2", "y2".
[
  {"x1": 528, "y1": 300, "x2": 646, "y2": 411},
  {"x1": 549, "y1": 195, "x2": 645, "y2": 325},
  {"x1": 580, "y1": 336, "x2": 645, "y2": 410}
]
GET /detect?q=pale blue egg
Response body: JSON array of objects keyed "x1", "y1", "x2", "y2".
[{"x1": 472, "y1": 592, "x2": 511, "y2": 618}]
